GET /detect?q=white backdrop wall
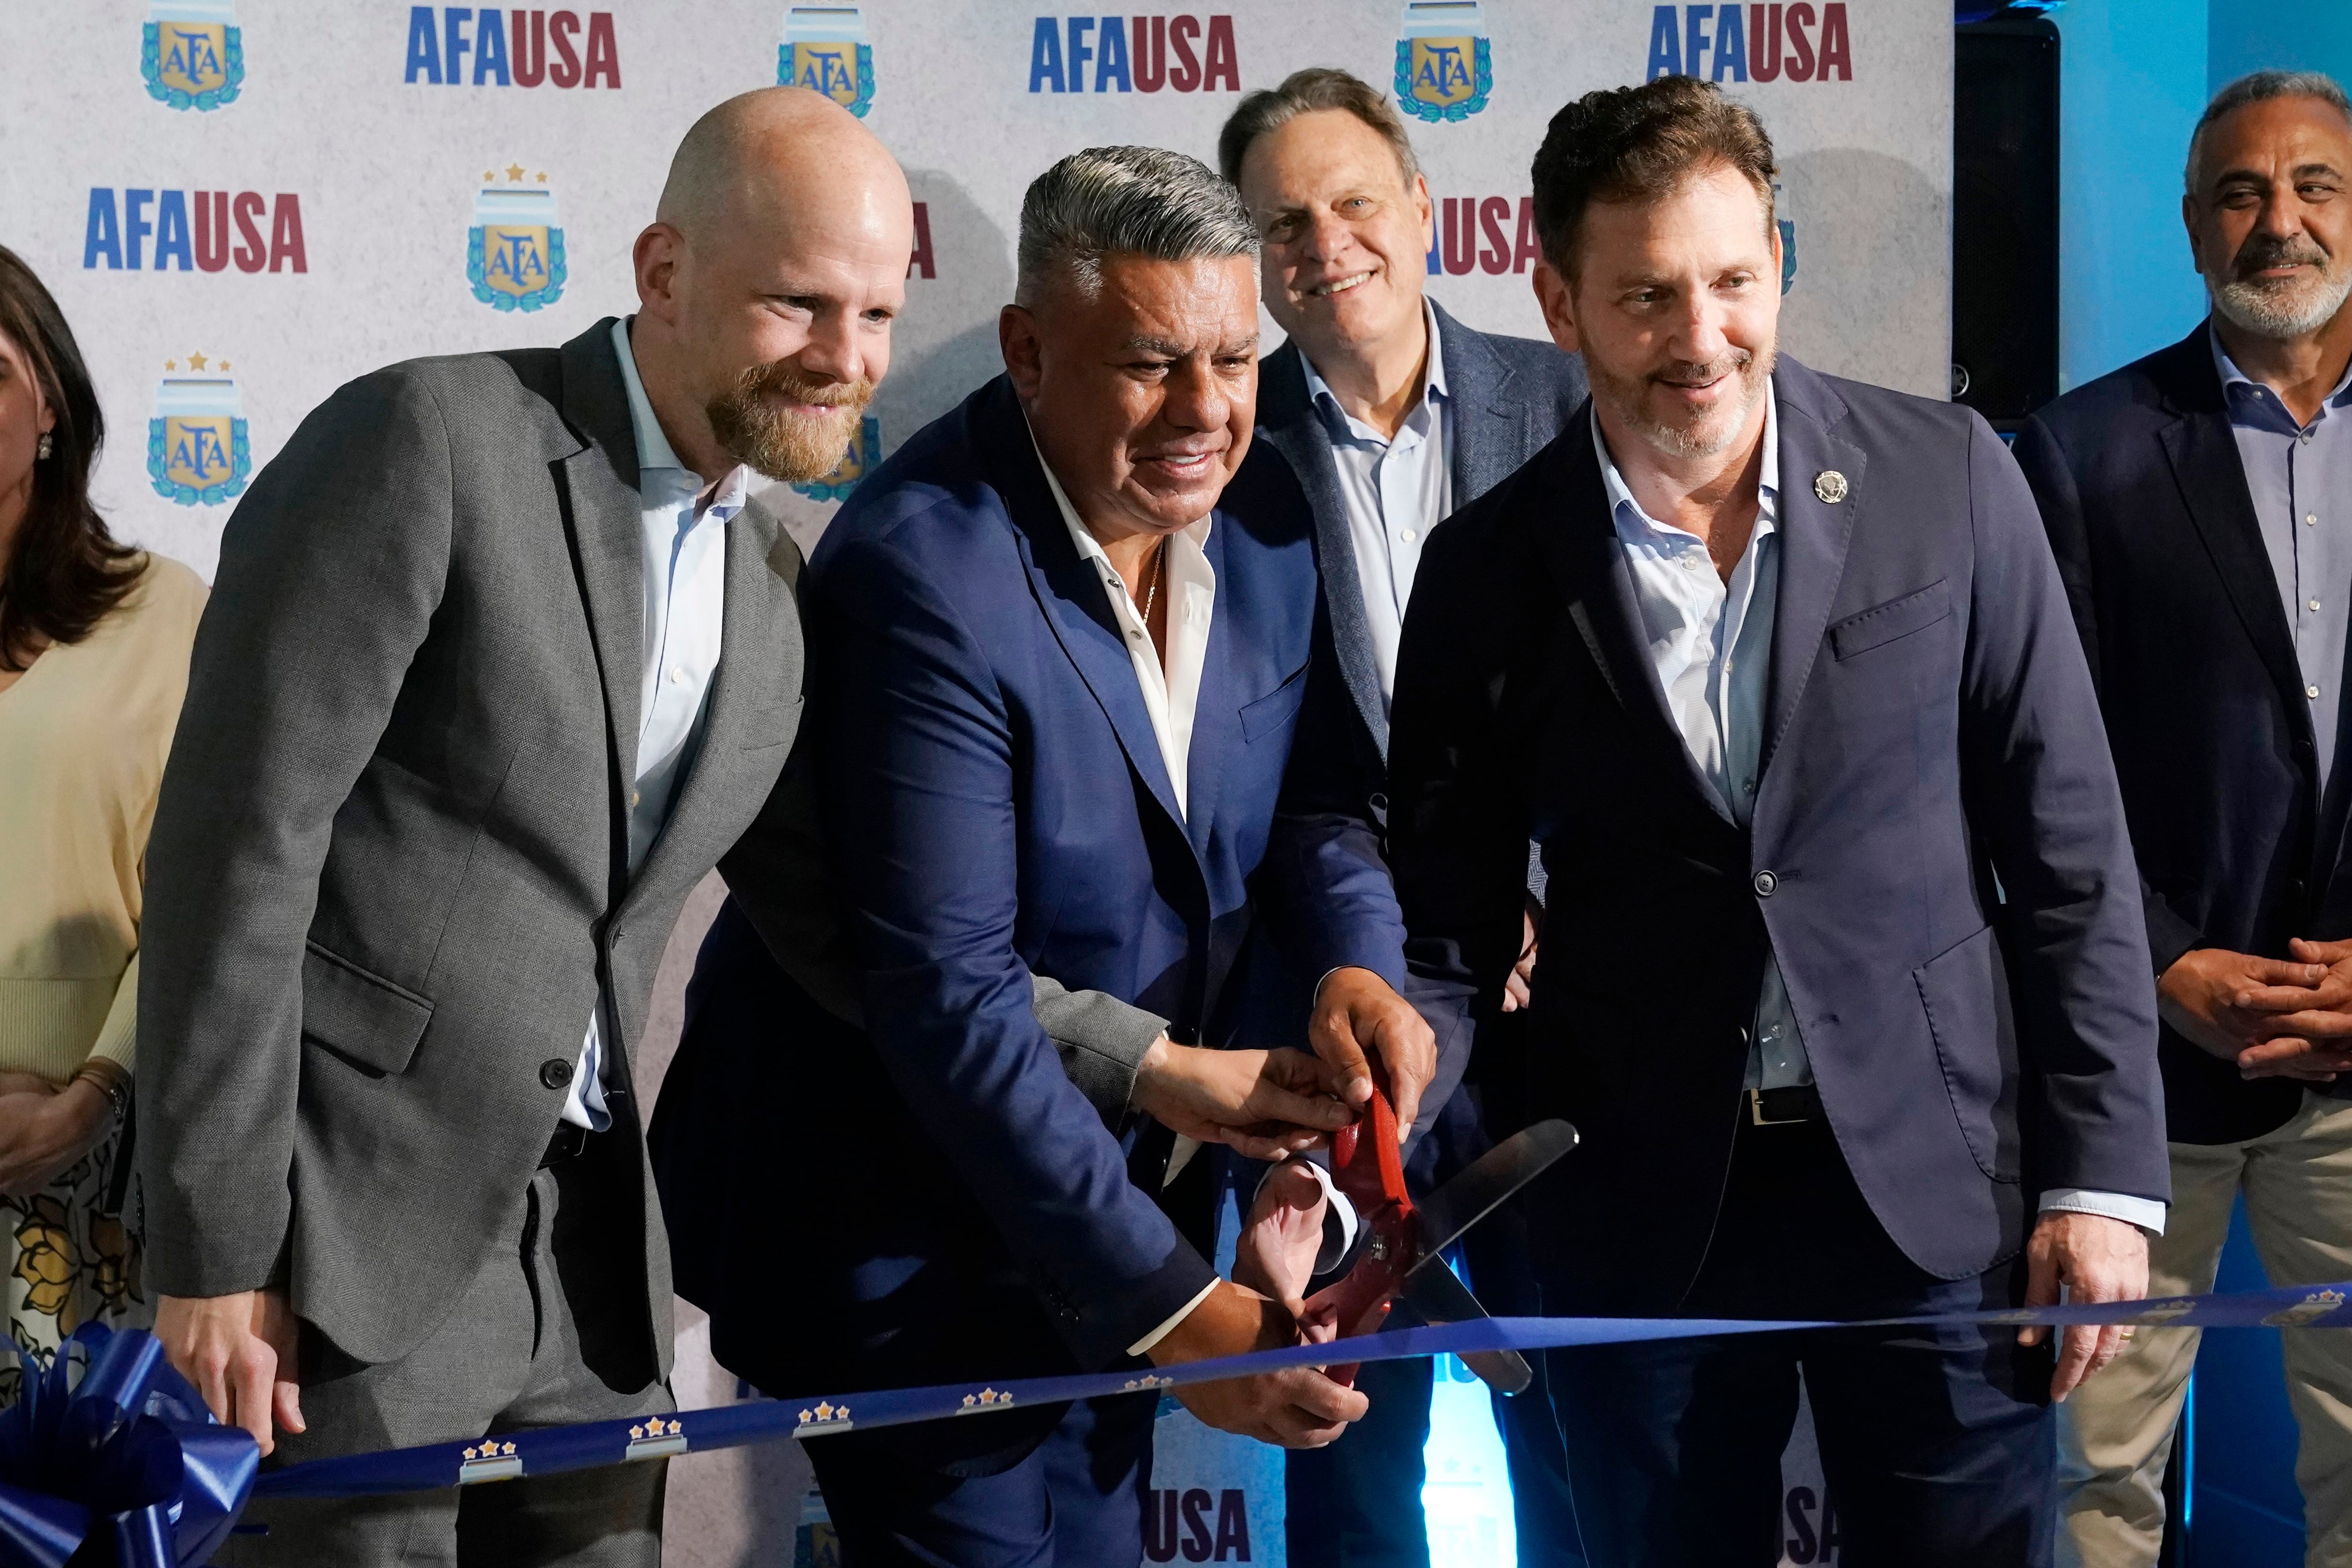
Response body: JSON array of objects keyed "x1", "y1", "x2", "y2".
[
  {"x1": 2, "y1": 0, "x2": 1951, "y2": 579},
  {"x1": 0, "y1": 5, "x2": 1951, "y2": 1564}
]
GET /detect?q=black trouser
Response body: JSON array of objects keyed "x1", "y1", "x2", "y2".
[{"x1": 1545, "y1": 1115, "x2": 2057, "y2": 1568}]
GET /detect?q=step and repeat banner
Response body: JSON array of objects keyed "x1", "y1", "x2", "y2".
[
  {"x1": 1, "y1": 5, "x2": 1950, "y2": 1564},
  {"x1": 0, "y1": 0, "x2": 1950, "y2": 581}
]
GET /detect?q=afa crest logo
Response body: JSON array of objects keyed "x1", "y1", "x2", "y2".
[
  {"x1": 791, "y1": 415, "x2": 882, "y2": 503},
  {"x1": 1396, "y1": 1, "x2": 1489, "y2": 123},
  {"x1": 780, "y1": 6, "x2": 874, "y2": 118},
  {"x1": 148, "y1": 356, "x2": 251, "y2": 506},
  {"x1": 469, "y1": 168, "x2": 566, "y2": 312},
  {"x1": 144, "y1": 0, "x2": 244, "y2": 112}
]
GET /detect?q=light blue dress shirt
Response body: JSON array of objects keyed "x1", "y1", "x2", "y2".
[
  {"x1": 1592, "y1": 390, "x2": 2164, "y2": 1234},
  {"x1": 2213, "y1": 329, "x2": 2352, "y2": 790},
  {"x1": 1300, "y1": 299, "x2": 1453, "y2": 710},
  {"x1": 559, "y1": 317, "x2": 746, "y2": 1130}
]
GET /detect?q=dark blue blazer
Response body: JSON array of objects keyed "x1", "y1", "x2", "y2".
[
  {"x1": 1385, "y1": 358, "x2": 2169, "y2": 1311},
  {"x1": 2015, "y1": 321, "x2": 2352, "y2": 1145},
  {"x1": 653, "y1": 377, "x2": 1423, "y2": 1442}
]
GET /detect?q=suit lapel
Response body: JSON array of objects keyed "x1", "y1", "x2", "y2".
[
  {"x1": 2154, "y1": 333, "x2": 2311, "y2": 736},
  {"x1": 1259, "y1": 344, "x2": 1390, "y2": 757},
  {"x1": 1181, "y1": 519, "x2": 1237, "y2": 862},
  {"x1": 620, "y1": 498, "x2": 789, "y2": 921},
  {"x1": 555, "y1": 322, "x2": 648, "y2": 863},
  {"x1": 1433, "y1": 301, "x2": 1519, "y2": 506},
  {"x1": 1762, "y1": 363, "x2": 1866, "y2": 774},
  {"x1": 1543, "y1": 412, "x2": 1733, "y2": 822}
]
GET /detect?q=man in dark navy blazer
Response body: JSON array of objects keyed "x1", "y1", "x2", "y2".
[
  {"x1": 1385, "y1": 78, "x2": 2170, "y2": 1566},
  {"x1": 2013, "y1": 69, "x2": 2352, "y2": 1568},
  {"x1": 1217, "y1": 67, "x2": 1589, "y2": 1568},
  {"x1": 653, "y1": 147, "x2": 1456, "y2": 1566}
]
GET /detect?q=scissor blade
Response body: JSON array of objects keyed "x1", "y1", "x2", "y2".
[
  {"x1": 1398, "y1": 1263, "x2": 1533, "y2": 1395},
  {"x1": 1407, "y1": 1119, "x2": 1578, "y2": 1266}
]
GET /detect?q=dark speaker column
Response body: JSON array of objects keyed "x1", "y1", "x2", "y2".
[{"x1": 1953, "y1": 12, "x2": 2061, "y2": 431}]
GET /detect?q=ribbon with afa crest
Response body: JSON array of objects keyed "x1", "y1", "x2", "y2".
[
  {"x1": 248, "y1": 1277, "x2": 2352, "y2": 1503},
  {"x1": 0, "y1": 1323, "x2": 256, "y2": 1568}
]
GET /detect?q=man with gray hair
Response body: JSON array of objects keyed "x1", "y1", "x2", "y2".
[
  {"x1": 655, "y1": 143, "x2": 1454, "y2": 1563},
  {"x1": 2016, "y1": 68, "x2": 2352, "y2": 1566}
]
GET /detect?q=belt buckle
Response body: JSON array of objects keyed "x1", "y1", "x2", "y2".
[{"x1": 1747, "y1": 1086, "x2": 1807, "y2": 1127}]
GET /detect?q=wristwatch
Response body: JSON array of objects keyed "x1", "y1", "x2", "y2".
[{"x1": 71, "y1": 1061, "x2": 131, "y2": 1126}]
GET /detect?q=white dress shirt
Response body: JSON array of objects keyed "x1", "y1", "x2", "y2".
[
  {"x1": 1300, "y1": 298, "x2": 1453, "y2": 709},
  {"x1": 1593, "y1": 391, "x2": 2164, "y2": 1235},
  {"x1": 559, "y1": 317, "x2": 748, "y2": 1130},
  {"x1": 1026, "y1": 427, "x2": 1225, "y2": 1352}
]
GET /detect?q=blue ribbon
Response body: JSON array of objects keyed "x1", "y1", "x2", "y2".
[
  {"x1": 255, "y1": 1276, "x2": 2352, "y2": 1502},
  {"x1": 0, "y1": 1323, "x2": 257, "y2": 1568}
]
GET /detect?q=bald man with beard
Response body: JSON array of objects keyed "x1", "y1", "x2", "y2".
[{"x1": 139, "y1": 87, "x2": 910, "y2": 1566}]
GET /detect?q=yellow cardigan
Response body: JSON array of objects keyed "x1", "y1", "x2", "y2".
[{"x1": 0, "y1": 555, "x2": 206, "y2": 1081}]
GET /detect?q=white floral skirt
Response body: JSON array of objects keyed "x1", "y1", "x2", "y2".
[{"x1": 0, "y1": 1127, "x2": 147, "y2": 1403}]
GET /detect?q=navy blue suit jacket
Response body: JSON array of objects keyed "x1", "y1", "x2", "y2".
[
  {"x1": 2015, "y1": 321, "x2": 2352, "y2": 1145},
  {"x1": 1386, "y1": 358, "x2": 2169, "y2": 1310},
  {"x1": 654, "y1": 378, "x2": 1428, "y2": 1446}
]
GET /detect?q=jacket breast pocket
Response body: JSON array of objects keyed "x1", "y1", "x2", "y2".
[
  {"x1": 1829, "y1": 579, "x2": 1951, "y2": 661},
  {"x1": 1239, "y1": 665, "x2": 1310, "y2": 744},
  {"x1": 301, "y1": 941, "x2": 434, "y2": 1077},
  {"x1": 741, "y1": 695, "x2": 807, "y2": 754}
]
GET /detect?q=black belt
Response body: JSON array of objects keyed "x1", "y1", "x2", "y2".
[
  {"x1": 1746, "y1": 1084, "x2": 1823, "y2": 1126},
  {"x1": 541, "y1": 1121, "x2": 591, "y2": 1168}
]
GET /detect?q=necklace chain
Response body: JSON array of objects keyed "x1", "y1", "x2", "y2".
[{"x1": 1139, "y1": 539, "x2": 1167, "y2": 629}]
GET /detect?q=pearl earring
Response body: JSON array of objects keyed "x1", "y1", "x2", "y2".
[{"x1": 35, "y1": 432, "x2": 51, "y2": 460}]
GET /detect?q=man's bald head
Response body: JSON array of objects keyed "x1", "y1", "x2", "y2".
[
  {"x1": 656, "y1": 86, "x2": 909, "y2": 248},
  {"x1": 629, "y1": 86, "x2": 914, "y2": 486}
]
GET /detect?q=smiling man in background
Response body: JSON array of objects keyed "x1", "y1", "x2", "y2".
[
  {"x1": 2015, "y1": 69, "x2": 2352, "y2": 1568},
  {"x1": 1219, "y1": 67, "x2": 1587, "y2": 1568}
]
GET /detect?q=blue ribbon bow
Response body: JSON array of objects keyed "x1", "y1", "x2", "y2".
[{"x1": 0, "y1": 1323, "x2": 256, "y2": 1568}]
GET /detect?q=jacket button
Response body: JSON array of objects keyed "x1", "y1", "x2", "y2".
[
  {"x1": 540, "y1": 1058, "x2": 576, "y2": 1090},
  {"x1": 1753, "y1": 870, "x2": 1778, "y2": 897}
]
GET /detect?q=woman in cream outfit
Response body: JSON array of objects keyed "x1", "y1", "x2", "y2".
[{"x1": 0, "y1": 247, "x2": 206, "y2": 1392}]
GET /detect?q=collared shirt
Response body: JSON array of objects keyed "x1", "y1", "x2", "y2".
[
  {"x1": 1596, "y1": 385, "x2": 1802, "y2": 1091},
  {"x1": 1300, "y1": 298, "x2": 1453, "y2": 709},
  {"x1": 1025, "y1": 425, "x2": 1223, "y2": 1353},
  {"x1": 2213, "y1": 328, "x2": 2352, "y2": 789},
  {"x1": 1593, "y1": 389, "x2": 2164, "y2": 1234},
  {"x1": 559, "y1": 317, "x2": 747, "y2": 1129},
  {"x1": 1028, "y1": 425, "x2": 1218, "y2": 819}
]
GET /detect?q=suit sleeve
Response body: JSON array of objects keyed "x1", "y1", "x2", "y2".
[
  {"x1": 1385, "y1": 514, "x2": 1535, "y2": 1052},
  {"x1": 138, "y1": 367, "x2": 455, "y2": 1297},
  {"x1": 723, "y1": 745, "x2": 1167, "y2": 1129},
  {"x1": 1960, "y1": 415, "x2": 2170, "y2": 1204},
  {"x1": 2011, "y1": 416, "x2": 2206, "y2": 973},
  {"x1": 814, "y1": 530, "x2": 1214, "y2": 1369}
]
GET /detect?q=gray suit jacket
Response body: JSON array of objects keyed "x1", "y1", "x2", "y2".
[
  {"x1": 139, "y1": 320, "x2": 805, "y2": 1372},
  {"x1": 1255, "y1": 300, "x2": 1588, "y2": 766}
]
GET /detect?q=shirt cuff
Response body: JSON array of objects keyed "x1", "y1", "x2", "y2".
[
  {"x1": 1126, "y1": 1278, "x2": 1221, "y2": 1358},
  {"x1": 1254, "y1": 1156, "x2": 1361, "y2": 1276},
  {"x1": 2039, "y1": 1188, "x2": 2167, "y2": 1237}
]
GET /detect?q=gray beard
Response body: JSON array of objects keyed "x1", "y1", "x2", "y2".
[{"x1": 2208, "y1": 266, "x2": 2352, "y2": 341}]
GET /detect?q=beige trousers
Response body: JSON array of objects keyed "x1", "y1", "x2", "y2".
[{"x1": 2056, "y1": 1090, "x2": 2352, "y2": 1568}]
